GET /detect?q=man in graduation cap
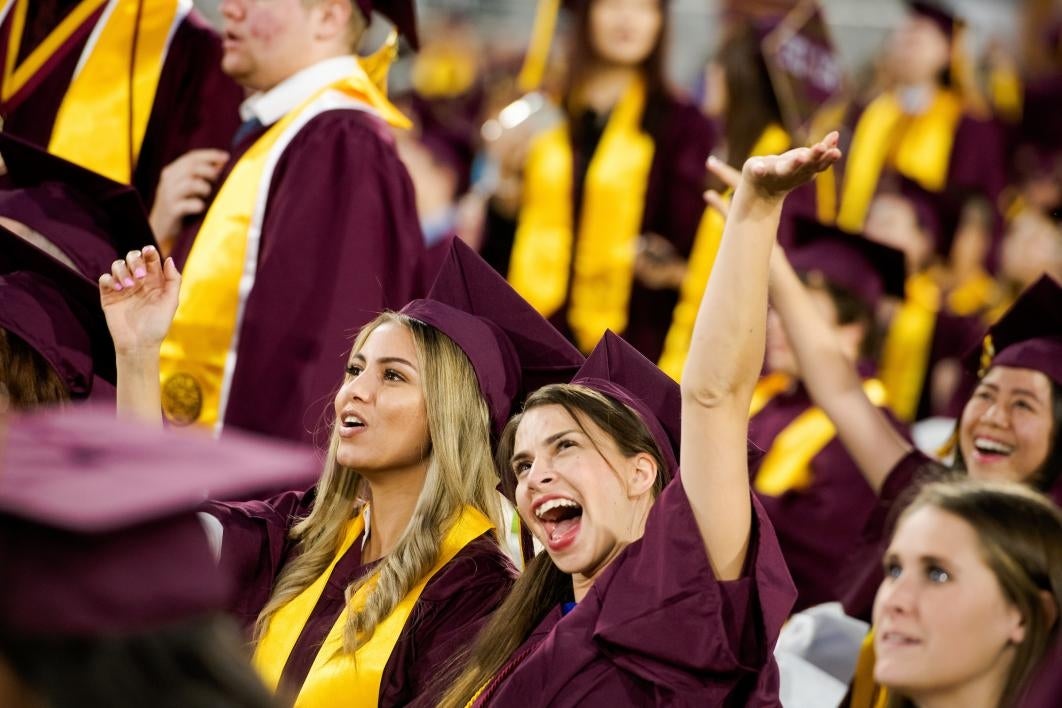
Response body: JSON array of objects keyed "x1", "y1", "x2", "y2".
[
  {"x1": 152, "y1": 0, "x2": 428, "y2": 443},
  {"x1": 0, "y1": 0, "x2": 243, "y2": 207}
]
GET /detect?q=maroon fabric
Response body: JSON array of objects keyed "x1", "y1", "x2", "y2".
[
  {"x1": 0, "y1": 7, "x2": 242, "y2": 207},
  {"x1": 482, "y1": 94, "x2": 718, "y2": 363},
  {"x1": 475, "y1": 476, "x2": 795, "y2": 707},
  {"x1": 788, "y1": 218, "x2": 907, "y2": 308},
  {"x1": 839, "y1": 449, "x2": 944, "y2": 621},
  {"x1": 354, "y1": 0, "x2": 419, "y2": 49},
  {"x1": 173, "y1": 109, "x2": 429, "y2": 444},
  {"x1": 748, "y1": 379, "x2": 901, "y2": 613},
  {"x1": 0, "y1": 404, "x2": 320, "y2": 636},
  {"x1": 205, "y1": 493, "x2": 516, "y2": 705},
  {"x1": 1021, "y1": 640, "x2": 1062, "y2": 708}
]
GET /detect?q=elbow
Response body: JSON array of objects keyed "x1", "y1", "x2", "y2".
[{"x1": 681, "y1": 377, "x2": 743, "y2": 410}]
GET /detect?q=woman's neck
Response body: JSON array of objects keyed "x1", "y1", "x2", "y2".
[
  {"x1": 360, "y1": 463, "x2": 428, "y2": 564},
  {"x1": 569, "y1": 495, "x2": 654, "y2": 602},
  {"x1": 909, "y1": 662, "x2": 1010, "y2": 708},
  {"x1": 578, "y1": 64, "x2": 640, "y2": 115}
]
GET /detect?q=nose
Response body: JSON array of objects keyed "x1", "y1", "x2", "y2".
[
  {"x1": 876, "y1": 572, "x2": 917, "y2": 620},
  {"x1": 334, "y1": 371, "x2": 375, "y2": 410},
  {"x1": 525, "y1": 457, "x2": 556, "y2": 490},
  {"x1": 979, "y1": 398, "x2": 1011, "y2": 429},
  {"x1": 219, "y1": 0, "x2": 244, "y2": 22}
]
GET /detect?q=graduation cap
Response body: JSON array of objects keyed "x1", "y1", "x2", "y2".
[
  {"x1": 356, "y1": 0, "x2": 419, "y2": 50},
  {"x1": 756, "y1": 0, "x2": 847, "y2": 141},
  {"x1": 0, "y1": 403, "x2": 319, "y2": 636},
  {"x1": 964, "y1": 275, "x2": 1062, "y2": 387},
  {"x1": 0, "y1": 226, "x2": 114, "y2": 396},
  {"x1": 789, "y1": 217, "x2": 908, "y2": 309},
  {"x1": 571, "y1": 331, "x2": 681, "y2": 481},
  {"x1": 400, "y1": 239, "x2": 584, "y2": 436},
  {"x1": 0, "y1": 132, "x2": 157, "y2": 280}
]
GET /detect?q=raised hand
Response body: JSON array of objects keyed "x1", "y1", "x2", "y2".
[
  {"x1": 99, "y1": 246, "x2": 181, "y2": 355},
  {"x1": 741, "y1": 132, "x2": 840, "y2": 202}
]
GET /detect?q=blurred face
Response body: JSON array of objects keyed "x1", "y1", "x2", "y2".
[
  {"x1": 958, "y1": 366, "x2": 1054, "y2": 485},
  {"x1": 865, "y1": 194, "x2": 933, "y2": 274},
  {"x1": 1001, "y1": 212, "x2": 1062, "y2": 287},
  {"x1": 219, "y1": 0, "x2": 323, "y2": 91},
  {"x1": 333, "y1": 322, "x2": 431, "y2": 475},
  {"x1": 512, "y1": 404, "x2": 656, "y2": 585},
  {"x1": 588, "y1": 0, "x2": 663, "y2": 68},
  {"x1": 886, "y1": 15, "x2": 950, "y2": 86},
  {"x1": 873, "y1": 506, "x2": 1023, "y2": 703},
  {"x1": 765, "y1": 285, "x2": 849, "y2": 376}
]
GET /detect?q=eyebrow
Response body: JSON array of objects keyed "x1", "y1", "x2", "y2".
[
  {"x1": 510, "y1": 429, "x2": 581, "y2": 465},
  {"x1": 348, "y1": 353, "x2": 417, "y2": 370},
  {"x1": 979, "y1": 381, "x2": 1044, "y2": 403}
]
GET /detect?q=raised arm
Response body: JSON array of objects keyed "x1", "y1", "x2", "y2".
[
  {"x1": 98, "y1": 246, "x2": 181, "y2": 424},
  {"x1": 681, "y1": 135, "x2": 840, "y2": 580},
  {"x1": 767, "y1": 248, "x2": 912, "y2": 492}
]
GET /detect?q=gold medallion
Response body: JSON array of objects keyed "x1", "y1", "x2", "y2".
[{"x1": 161, "y1": 373, "x2": 203, "y2": 426}]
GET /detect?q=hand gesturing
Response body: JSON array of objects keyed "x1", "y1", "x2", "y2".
[{"x1": 99, "y1": 246, "x2": 181, "y2": 354}]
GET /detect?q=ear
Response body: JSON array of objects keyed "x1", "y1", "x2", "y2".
[
  {"x1": 312, "y1": 0, "x2": 354, "y2": 43},
  {"x1": 626, "y1": 452, "x2": 659, "y2": 498},
  {"x1": 1039, "y1": 590, "x2": 1059, "y2": 633}
]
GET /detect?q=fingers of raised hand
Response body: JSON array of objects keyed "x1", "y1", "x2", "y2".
[
  {"x1": 704, "y1": 189, "x2": 729, "y2": 217},
  {"x1": 706, "y1": 155, "x2": 741, "y2": 190}
]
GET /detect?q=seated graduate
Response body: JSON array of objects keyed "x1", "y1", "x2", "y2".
[
  {"x1": 767, "y1": 260, "x2": 1062, "y2": 619},
  {"x1": 0, "y1": 403, "x2": 323, "y2": 708},
  {"x1": 868, "y1": 479, "x2": 1061, "y2": 708},
  {"x1": 97, "y1": 239, "x2": 584, "y2": 706},
  {"x1": 440, "y1": 135, "x2": 842, "y2": 706}
]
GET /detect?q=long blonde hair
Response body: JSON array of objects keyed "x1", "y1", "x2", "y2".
[{"x1": 254, "y1": 312, "x2": 504, "y2": 652}]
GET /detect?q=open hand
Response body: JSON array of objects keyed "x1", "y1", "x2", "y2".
[
  {"x1": 99, "y1": 246, "x2": 181, "y2": 354},
  {"x1": 741, "y1": 132, "x2": 840, "y2": 202}
]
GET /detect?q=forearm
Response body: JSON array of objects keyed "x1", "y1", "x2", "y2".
[
  {"x1": 682, "y1": 183, "x2": 781, "y2": 406},
  {"x1": 116, "y1": 348, "x2": 163, "y2": 426}
]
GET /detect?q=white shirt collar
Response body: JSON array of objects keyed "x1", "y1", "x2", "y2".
[{"x1": 239, "y1": 55, "x2": 362, "y2": 126}]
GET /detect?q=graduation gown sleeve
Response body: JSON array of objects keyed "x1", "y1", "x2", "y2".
[{"x1": 219, "y1": 110, "x2": 428, "y2": 443}]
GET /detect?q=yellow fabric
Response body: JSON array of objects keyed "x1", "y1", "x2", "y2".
[
  {"x1": 753, "y1": 379, "x2": 889, "y2": 496},
  {"x1": 1, "y1": 0, "x2": 108, "y2": 102},
  {"x1": 879, "y1": 272, "x2": 941, "y2": 423},
  {"x1": 749, "y1": 372, "x2": 795, "y2": 419},
  {"x1": 255, "y1": 506, "x2": 494, "y2": 707},
  {"x1": 159, "y1": 66, "x2": 409, "y2": 429},
  {"x1": 988, "y1": 63, "x2": 1023, "y2": 122},
  {"x1": 47, "y1": 0, "x2": 180, "y2": 184},
  {"x1": 508, "y1": 77, "x2": 654, "y2": 353},
  {"x1": 850, "y1": 629, "x2": 889, "y2": 708},
  {"x1": 657, "y1": 124, "x2": 792, "y2": 380},
  {"x1": 837, "y1": 89, "x2": 964, "y2": 233},
  {"x1": 946, "y1": 269, "x2": 998, "y2": 318},
  {"x1": 517, "y1": 0, "x2": 561, "y2": 92}
]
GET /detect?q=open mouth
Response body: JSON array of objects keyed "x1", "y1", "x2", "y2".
[
  {"x1": 534, "y1": 498, "x2": 583, "y2": 550},
  {"x1": 338, "y1": 413, "x2": 366, "y2": 436},
  {"x1": 878, "y1": 631, "x2": 921, "y2": 648},
  {"x1": 972, "y1": 436, "x2": 1015, "y2": 461}
]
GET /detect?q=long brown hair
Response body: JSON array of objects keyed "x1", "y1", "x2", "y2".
[
  {"x1": 716, "y1": 22, "x2": 783, "y2": 167},
  {"x1": 885, "y1": 480, "x2": 1062, "y2": 708},
  {"x1": 562, "y1": 0, "x2": 672, "y2": 145},
  {"x1": 254, "y1": 313, "x2": 503, "y2": 653},
  {"x1": 0, "y1": 328, "x2": 69, "y2": 411},
  {"x1": 439, "y1": 383, "x2": 667, "y2": 708}
]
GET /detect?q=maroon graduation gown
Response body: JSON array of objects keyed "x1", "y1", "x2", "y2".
[
  {"x1": 482, "y1": 95, "x2": 718, "y2": 363},
  {"x1": 204, "y1": 489, "x2": 517, "y2": 706},
  {"x1": 473, "y1": 474, "x2": 795, "y2": 707},
  {"x1": 748, "y1": 381, "x2": 903, "y2": 613},
  {"x1": 171, "y1": 109, "x2": 429, "y2": 444},
  {"x1": 0, "y1": 5, "x2": 243, "y2": 207}
]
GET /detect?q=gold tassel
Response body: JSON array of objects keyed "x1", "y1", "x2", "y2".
[{"x1": 518, "y1": 0, "x2": 562, "y2": 92}]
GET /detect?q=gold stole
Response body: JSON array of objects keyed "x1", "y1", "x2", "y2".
[
  {"x1": 878, "y1": 272, "x2": 941, "y2": 423},
  {"x1": 507, "y1": 78, "x2": 654, "y2": 353},
  {"x1": 750, "y1": 374, "x2": 889, "y2": 496},
  {"x1": 254, "y1": 506, "x2": 494, "y2": 707},
  {"x1": 158, "y1": 65, "x2": 409, "y2": 429},
  {"x1": 657, "y1": 124, "x2": 792, "y2": 381},
  {"x1": 849, "y1": 629, "x2": 889, "y2": 708},
  {"x1": 0, "y1": 0, "x2": 184, "y2": 183},
  {"x1": 836, "y1": 88, "x2": 964, "y2": 232}
]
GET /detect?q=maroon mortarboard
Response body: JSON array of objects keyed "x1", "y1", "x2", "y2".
[
  {"x1": 0, "y1": 132, "x2": 157, "y2": 280},
  {"x1": 789, "y1": 217, "x2": 907, "y2": 308},
  {"x1": 905, "y1": 0, "x2": 960, "y2": 39},
  {"x1": 964, "y1": 275, "x2": 1062, "y2": 387},
  {"x1": 0, "y1": 226, "x2": 114, "y2": 395},
  {"x1": 400, "y1": 239, "x2": 584, "y2": 436},
  {"x1": 572, "y1": 331, "x2": 681, "y2": 480},
  {"x1": 0, "y1": 404, "x2": 319, "y2": 637},
  {"x1": 356, "y1": 0, "x2": 419, "y2": 49}
]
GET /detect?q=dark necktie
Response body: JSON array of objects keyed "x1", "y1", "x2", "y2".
[{"x1": 231, "y1": 116, "x2": 264, "y2": 148}]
